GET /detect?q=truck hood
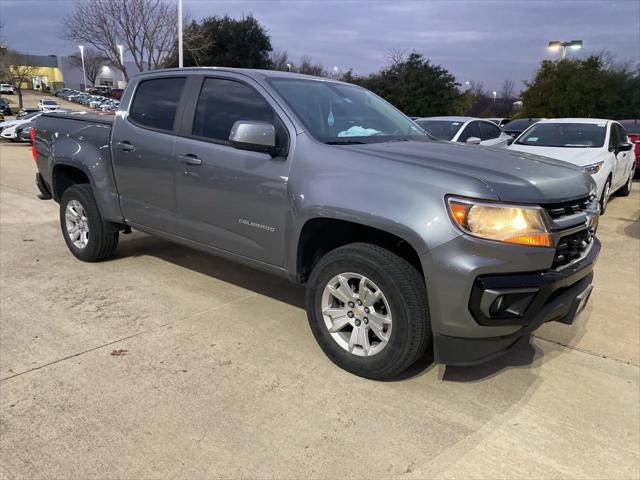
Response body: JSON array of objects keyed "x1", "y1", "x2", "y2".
[
  {"x1": 345, "y1": 140, "x2": 594, "y2": 203},
  {"x1": 508, "y1": 144, "x2": 604, "y2": 167}
]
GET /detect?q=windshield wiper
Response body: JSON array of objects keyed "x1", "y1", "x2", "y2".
[{"x1": 324, "y1": 139, "x2": 367, "y2": 145}]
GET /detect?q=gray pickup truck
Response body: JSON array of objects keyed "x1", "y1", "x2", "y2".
[{"x1": 34, "y1": 68, "x2": 600, "y2": 379}]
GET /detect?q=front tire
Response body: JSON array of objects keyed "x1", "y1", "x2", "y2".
[
  {"x1": 305, "y1": 243, "x2": 431, "y2": 380},
  {"x1": 60, "y1": 184, "x2": 119, "y2": 262},
  {"x1": 600, "y1": 177, "x2": 612, "y2": 214}
]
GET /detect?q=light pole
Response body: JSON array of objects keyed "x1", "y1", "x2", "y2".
[
  {"x1": 78, "y1": 45, "x2": 87, "y2": 91},
  {"x1": 117, "y1": 44, "x2": 125, "y2": 86},
  {"x1": 177, "y1": 0, "x2": 183, "y2": 68},
  {"x1": 286, "y1": 63, "x2": 292, "y2": 72},
  {"x1": 492, "y1": 91, "x2": 497, "y2": 103},
  {"x1": 548, "y1": 40, "x2": 582, "y2": 59}
]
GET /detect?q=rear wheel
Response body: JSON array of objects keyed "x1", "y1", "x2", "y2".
[
  {"x1": 599, "y1": 177, "x2": 612, "y2": 214},
  {"x1": 617, "y1": 166, "x2": 635, "y2": 197},
  {"x1": 60, "y1": 184, "x2": 119, "y2": 262},
  {"x1": 305, "y1": 243, "x2": 431, "y2": 380}
]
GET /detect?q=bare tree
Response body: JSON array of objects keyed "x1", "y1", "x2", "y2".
[
  {"x1": 500, "y1": 79, "x2": 516, "y2": 102},
  {"x1": 468, "y1": 80, "x2": 486, "y2": 98},
  {"x1": 0, "y1": 49, "x2": 37, "y2": 109},
  {"x1": 69, "y1": 48, "x2": 110, "y2": 86},
  {"x1": 387, "y1": 48, "x2": 407, "y2": 66},
  {"x1": 62, "y1": 0, "x2": 178, "y2": 81},
  {"x1": 270, "y1": 49, "x2": 291, "y2": 71},
  {"x1": 297, "y1": 55, "x2": 327, "y2": 77}
]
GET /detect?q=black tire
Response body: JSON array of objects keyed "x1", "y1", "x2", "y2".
[
  {"x1": 617, "y1": 167, "x2": 635, "y2": 197},
  {"x1": 599, "y1": 176, "x2": 612, "y2": 215},
  {"x1": 305, "y1": 243, "x2": 431, "y2": 380},
  {"x1": 60, "y1": 184, "x2": 119, "y2": 262}
]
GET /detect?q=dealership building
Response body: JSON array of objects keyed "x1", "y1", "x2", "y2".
[{"x1": 4, "y1": 52, "x2": 140, "y2": 91}]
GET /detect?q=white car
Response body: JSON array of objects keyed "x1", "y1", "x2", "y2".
[
  {"x1": 0, "y1": 111, "x2": 43, "y2": 140},
  {"x1": 38, "y1": 98, "x2": 60, "y2": 111},
  {"x1": 0, "y1": 83, "x2": 14, "y2": 94},
  {"x1": 414, "y1": 116, "x2": 512, "y2": 148},
  {"x1": 509, "y1": 118, "x2": 636, "y2": 213}
]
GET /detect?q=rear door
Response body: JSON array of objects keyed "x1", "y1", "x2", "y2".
[
  {"x1": 172, "y1": 75, "x2": 292, "y2": 266},
  {"x1": 111, "y1": 76, "x2": 187, "y2": 233}
]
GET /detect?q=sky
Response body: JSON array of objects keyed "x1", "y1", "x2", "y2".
[{"x1": 1, "y1": 0, "x2": 639, "y2": 92}]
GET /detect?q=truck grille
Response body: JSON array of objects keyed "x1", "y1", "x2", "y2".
[
  {"x1": 543, "y1": 196, "x2": 593, "y2": 219},
  {"x1": 552, "y1": 226, "x2": 596, "y2": 268}
]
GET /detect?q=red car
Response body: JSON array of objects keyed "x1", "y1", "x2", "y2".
[{"x1": 619, "y1": 119, "x2": 640, "y2": 176}]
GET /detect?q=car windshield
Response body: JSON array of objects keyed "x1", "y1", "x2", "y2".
[
  {"x1": 504, "y1": 119, "x2": 538, "y2": 131},
  {"x1": 619, "y1": 120, "x2": 639, "y2": 135},
  {"x1": 414, "y1": 120, "x2": 462, "y2": 140},
  {"x1": 516, "y1": 122, "x2": 606, "y2": 148},
  {"x1": 43, "y1": 100, "x2": 57, "y2": 105},
  {"x1": 268, "y1": 78, "x2": 428, "y2": 144},
  {"x1": 21, "y1": 112, "x2": 40, "y2": 120}
]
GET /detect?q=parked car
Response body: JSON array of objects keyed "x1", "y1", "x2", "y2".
[
  {"x1": 0, "y1": 83, "x2": 15, "y2": 94},
  {"x1": 509, "y1": 118, "x2": 635, "y2": 213},
  {"x1": 414, "y1": 116, "x2": 512, "y2": 147},
  {"x1": 487, "y1": 118, "x2": 511, "y2": 127},
  {"x1": 503, "y1": 118, "x2": 542, "y2": 139},
  {"x1": 38, "y1": 98, "x2": 60, "y2": 111},
  {"x1": 618, "y1": 119, "x2": 640, "y2": 176},
  {"x1": 0, "y1": 111, "x2": 43, "y2": 140},
  {"x1": 15, "y1": 123, "x2": 34, "y2": 142},
  {"x1": 0, "y1": 98, "x2": 12, "y2": 116},
  {"x1": 34, "y1": 69, "x2": 600, "y2": 379}
]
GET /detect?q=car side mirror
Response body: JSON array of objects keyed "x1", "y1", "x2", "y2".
[
  {"x1": 229, "y1": 121, "x2": 282, "y2": 156},
  {"x1": 465, "y1": 136, "x2": 481, "y2": 145},
  {"x1": 614, "y1": 142, "x2": 633, "y2": 154}
]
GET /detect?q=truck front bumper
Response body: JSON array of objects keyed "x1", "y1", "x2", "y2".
[{"x1": 424, "y1": 236, "x2": 600, "y2": 366}]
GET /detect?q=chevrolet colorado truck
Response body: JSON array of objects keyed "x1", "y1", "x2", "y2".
[{"x1": 33, "y1": 68, "x2": 600, "y2": 379}]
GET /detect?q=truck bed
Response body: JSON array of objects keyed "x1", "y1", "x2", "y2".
[{"x1": 42, "y1": 110, "x2": 115, "y2": 125}]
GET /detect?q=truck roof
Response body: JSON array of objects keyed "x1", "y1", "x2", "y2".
[{"x1": 135, "y1": 67, "x2": 348, "y2": 84}]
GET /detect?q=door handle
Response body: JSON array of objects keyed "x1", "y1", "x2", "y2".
[
  {"x1": 179, "y1": 154, "x2": 202, "y2": 166},
  {"x1": 118, "y1": 141, "x2": 135, "y2": 152}
]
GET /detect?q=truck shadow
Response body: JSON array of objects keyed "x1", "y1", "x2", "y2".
[{"x1": 117, "y1": 232, "x2": 550, "y2": 383}]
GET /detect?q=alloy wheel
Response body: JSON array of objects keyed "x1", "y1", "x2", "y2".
[{"x1": 65, "y1": 199, "x2": 89, "y2": 249}]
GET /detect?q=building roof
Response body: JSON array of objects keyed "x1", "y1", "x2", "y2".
[{"x1": 18, "y1": 54, "x2": 59, "y2": 68}]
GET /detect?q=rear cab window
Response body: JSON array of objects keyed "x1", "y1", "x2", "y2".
[{"x1": 129, "y1": 77, "x2": 186, "y2": 132}]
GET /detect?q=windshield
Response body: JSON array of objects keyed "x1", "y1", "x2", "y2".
[
  {"x1": 268, "y1": 78, "x2": 428, "y2": 144},
  {"x1": 414, "y1": 120, "x2": 462, "y2": 140},
  {"x1": 43, "y1": 100, "x2": 57, "y2": 105},
  {"x1": 516, "y1": 122, "x2": 606, "y2": 148},
  {"x1": 21, "y1": 112, "x2": 41, "y2": 120}
]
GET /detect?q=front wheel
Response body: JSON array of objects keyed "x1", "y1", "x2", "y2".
[
  {"x1": 599, "y1": 177, "x2": 612, "y2": 214},
  {"x1": 60, "y1": 184, "x2": 119, "y2": 262},
  {"x1": 305, "y1": 243, "x2": 431, "y2": 380}
]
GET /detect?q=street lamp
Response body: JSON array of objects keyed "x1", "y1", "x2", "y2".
[
  {"x1": 286, "y1": 63, "x2": 292, "y2": 72},
  {"x1": 78, "y1": 45, "x2": 87, "y2": 91},
  {"x1": 177, "y1": 0, "x2": 183, "y2": 67},
  {"x1": 548, "y1": 40, "x2": 582, "y2": 59},
  {"x1": 117, "y1": 44, "x2": 125, "y2": 86},
  {"x1": 492, "y1": 91, "x2": 497, "y2": 103}
]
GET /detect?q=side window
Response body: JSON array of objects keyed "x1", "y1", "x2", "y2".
[
  {"x1": 479, "y1": 121, "x2": 501, "y2": 140},
  {"x1": 459, "y1": 121, "x2": 481, "y2": 142},
  {"x1": 614, "y1": 124, "x2": 627, "y2": 144},
  {"x1": 129, "y1": 77, "x2": 186, "y2": 131},
  {"x1": 192, "y1": 78, "x2": 276, "y2": 143},
  {"x1": 609, "y1": 123, "x2": 623, "y2": 148}
]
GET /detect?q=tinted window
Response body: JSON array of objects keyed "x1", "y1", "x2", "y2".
[
  {"x1": 504, "y1": 118, "x2": 540, "y2": 132},
  {"x1": 458, "y1": 121, "x2": 481, "y2": 142},
  {"x1": 193, "y1": 78, "x2": 276, "y2": 142},
  {"x1": 129, "y1": 77, "x2": 186, "y2": 131},
  {"x1": 479, "y1": 121, "x2": 501, "y2": 140},
  {"x1": 415, "y1": 120, "x2": 462, "y2": 140},
  {"x1": 619, "y1": 120, "x2": 640, "y2": 135}
]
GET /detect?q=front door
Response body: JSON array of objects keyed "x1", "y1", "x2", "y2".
[
  {"x1": 173, "y1": 76, "x2": 291, "y2": 267},
  {"x1": 111, "y1": 76, "x2": 187, "y2": 233}
]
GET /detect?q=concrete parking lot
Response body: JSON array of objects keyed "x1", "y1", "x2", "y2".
[{"x1": 0, "y1": 92, "x2": 639, "y2": 479}]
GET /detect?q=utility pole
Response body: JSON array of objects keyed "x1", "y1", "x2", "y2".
[{"x1": 178, "y1": 0, "x2": 183, "y2": 68}]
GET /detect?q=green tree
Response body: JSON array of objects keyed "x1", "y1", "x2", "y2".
[
  {"x1": 521, "y1": 55, "x2": 639, "y2": 118},
  {"x1": 164, "y1": 14, "x2": 272, "y2": 68},
  {"x1": 351, "y1": 53, "x2": 467, "y2": 116}
]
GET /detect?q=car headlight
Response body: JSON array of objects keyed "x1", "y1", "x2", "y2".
[
  {"x1": 583, "y1": 161, "x2": 604, "y2": 175},
  {"x1": 447, "y1": 197, "x2": 552, "y2": 247}
]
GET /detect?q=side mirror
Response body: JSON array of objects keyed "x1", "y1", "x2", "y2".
[
  {"x1": 614, "y1": 142, "x2": 633, "y2": 154},
  {"x1": 229, "y1": 121, "x2": 281, "y2": 156},
  {"x1": 465, "y1": 136, "x2": 481, "y2": 145}
]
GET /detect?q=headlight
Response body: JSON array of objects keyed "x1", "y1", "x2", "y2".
[
  {"x1": 447, "y1": 197, "x2": 552, "y2": 247},
  {"x1": 583, "y1": 161, "x2": 604, "y2": 175}
]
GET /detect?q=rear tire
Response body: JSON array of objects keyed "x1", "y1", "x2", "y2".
[
  {"x1": 60, "y1": 184, "x2": 119, "y2": 262},
  {"x1": 617, "y1": 167, "x2": 635, "y2": 197},
  {"x1": 305, "y1": 243, "x2": 431, "y2": 380}
]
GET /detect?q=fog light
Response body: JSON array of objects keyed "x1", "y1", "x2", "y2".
[{"x1": 480, "y1": 288, "x2": 539, "y2": 319}]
